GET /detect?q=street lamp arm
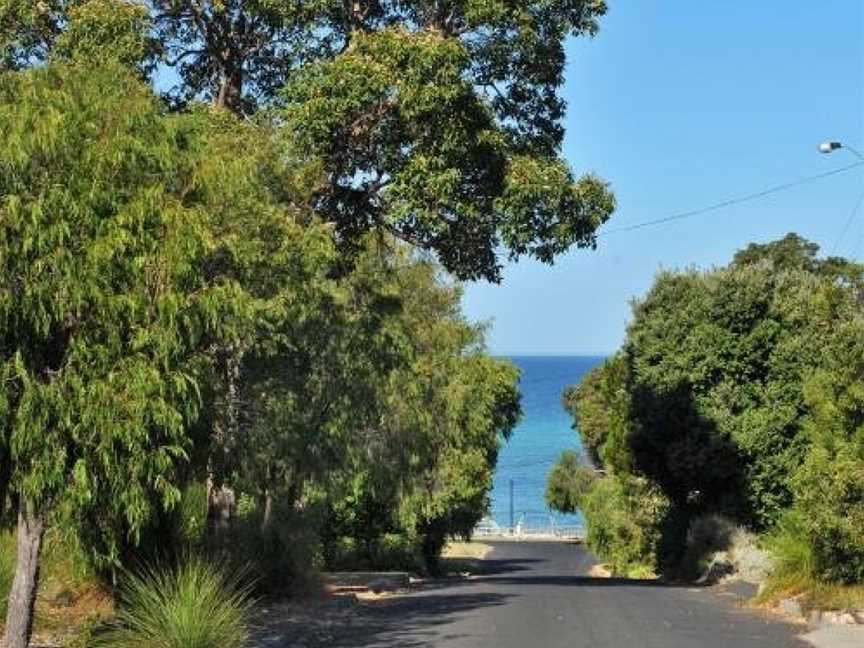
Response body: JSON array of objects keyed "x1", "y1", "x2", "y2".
[{"x1": 820, "y1": 140, "x2": 864, "y2": 161}]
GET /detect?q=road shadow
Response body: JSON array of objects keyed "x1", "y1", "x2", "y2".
[
  {"x1": 476, "y1": 574, "x2": 690, "y2": 588},
  {"x1": 255, "y1": 591, "x2": 511, "y2": 648},
  {"x1": 467, "y1": 557, "x2": 544, "y2": 575}
]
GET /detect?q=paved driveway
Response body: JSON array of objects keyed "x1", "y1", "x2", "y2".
[{"x1": 258, "y1": 541, "x2": 808, "y2": 647}]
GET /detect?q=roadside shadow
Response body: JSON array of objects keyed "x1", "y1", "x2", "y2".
[
  {"x1": 475, "y1": 574, "x2": 706, "y2": 589},
  {"x1": 257, "y1": 591, "x2": 511, "y2": 648},
  {"x1": 471, "y1": 557, "x2": 543, "y2": 575}
]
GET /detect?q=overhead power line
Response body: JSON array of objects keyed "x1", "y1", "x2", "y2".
[
  {"x1": 831, "y1": 188, "x2": 864, "y2": 255},
  {"x1": 601, "y1": 161, "x2": 864, "y2": 236}
]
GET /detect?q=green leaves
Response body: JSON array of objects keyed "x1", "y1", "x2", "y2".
[
  {"x1": 556, "y1": 233, "x2": 864, "y2": 578},
  {"x1": 6, "y1": 1, "x2": 615, "y2": 280},
  {"x1": 284, "y1": 25, "x2": 613, "y2": 281},
  {"x1": 0, "y1": 62, "x2": 336, "y2": 565},
  {"x1": 55, "y1": 0, "x2": 154, "y2": 71}
]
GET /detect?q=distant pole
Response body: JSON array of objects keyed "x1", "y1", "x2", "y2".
[{"x1": 509, "y1": 479, "x2": 514, "y2": 534}]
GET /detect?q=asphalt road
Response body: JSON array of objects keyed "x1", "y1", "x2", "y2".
[{"x1": 262, "y1": 541, "x2": 808, "y2": 647}]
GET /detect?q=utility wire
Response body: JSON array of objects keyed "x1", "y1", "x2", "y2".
[
  {"x1": 600, "y1": 161, "x2": 864, "y2": 236},
  {"x1": 831, "y1": 188, "x2": 864, "y2": 256}
]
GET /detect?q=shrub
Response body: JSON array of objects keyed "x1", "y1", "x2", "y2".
[
  {"x1": 325, "y1": 533, "x2": 422, "y2": 572},
  {"x1": 545, "y1": 450, "x2": 598, "y2": 514},
  {"x1": 765, "y1": 509, "x2": 816, "y2": 581},
  {"x1": 202, "y1": 498, "x2": 324, "y2": 596},
  {"x1": 789, "y1": 327, "x2": 864, "y2": 584},
  {"x1": 581, "y1": 475, "x2": 670, "y2": 576},
  {"x1": 0, "y1": 530, "x2": 14, "y2": 619},
  {"x1": 176, "y1": 482, "x2": 209, "y2": 547},
  {"x1": 791, "y1": 447, "x2": 864, "y2": 584},
  {"x1": 93, "y1": 557, "x2": 254, "y2": 648}
]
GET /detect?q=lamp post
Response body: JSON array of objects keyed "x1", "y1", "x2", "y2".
[{"x1": 819, "y1": 140, "x2": 864, "y2": 161}]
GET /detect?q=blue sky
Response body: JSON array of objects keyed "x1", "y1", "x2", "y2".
[{"x1": 463, "y1": 1, "x2": 864, "y2": 356}]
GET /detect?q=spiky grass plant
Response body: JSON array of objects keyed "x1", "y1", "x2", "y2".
[{"x1": 94, "y1": 557, "x2": 254, "y2": 648}]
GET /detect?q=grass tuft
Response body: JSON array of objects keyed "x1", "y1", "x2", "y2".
[{"x1": 93, "y1": 556, "x2": 255, "y2": 648}]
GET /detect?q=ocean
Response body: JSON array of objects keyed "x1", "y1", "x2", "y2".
[{"x1": 488, "y1": 355, "x2": 605, "y2": 530}]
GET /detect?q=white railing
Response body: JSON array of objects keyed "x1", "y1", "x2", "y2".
[{"x1": 473, "y1": 514, "x2": 585, "y2": 540}]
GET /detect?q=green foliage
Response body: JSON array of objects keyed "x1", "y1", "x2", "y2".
[
  {"x1": 6, "y1": 1, "x2": 616, "y2": 279},
  {"x1": 580, "y1": 475, "x2": 670, "y2": 576},
  {"x1": 623, "y1": 253, "x2": 856, "y2": 527},
  {"x1": 174, "y1": 482, "x2": 208, "y2": 547},
  {"x1": 310, "y1": 249, "x2": 521, "y2": 573},
  {"x1": 789, "y1": 321, "x2": 864, "y2": 583},
  {"x1": 3, "y1": 0, "x2": 608, "y2": 621},
  {"x1": 733, "y1": 232, "x2": 864, "y2": 288},
  {"x1": 54, "y1": 0, "x2": 153, "y2": 70},
  {"x1": 0, "y1": 0, "x2": 65, "y2": 70},
  {"x1": 284, "y1": 25, "x2": 614, "y2": 281},
  {"x1": 0, "y1": 60, "x2": 336, "y2": 569},
  {"x1": 326, "y1": 533, "x2": 423, "y2": 573},
  {"x1": 0, "y1": 530, "x2": 12, "y2": 618},
  {"x1": 766, "y1": 509, "x2": 817, "y2": 582},
  {"x1": 93, "y1": 557, "x2": 254, "y2": 648},
  {"x1": 554, "y1": 233, "x2": 864, "y2": 582},
  {"x1": 200, "y1": 496, "x2": 324, "y2": 595},
  {"x1": 1, "y1": 61, "x2": 213, "y2": 544},
  {"x1": 733, "y1": 232, "x2": 821, "y2": 272},
  {"x1": 545, "y1": 450, "x2": 596, "y2": 514},
  {"x1": 149, "y1": 0, "x2": 607, "y2": 121},
  {"x1": 562, "y1": 354, "x2": 631, "y2": 472}
]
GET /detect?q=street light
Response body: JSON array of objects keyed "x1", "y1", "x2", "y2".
[{"x1": 819, "y1": 140, "x2": 864, "y2": 161}]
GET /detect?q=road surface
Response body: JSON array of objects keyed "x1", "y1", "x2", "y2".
[{"x1": 260, "y1": 541, "x2": 808, "y2": 647}]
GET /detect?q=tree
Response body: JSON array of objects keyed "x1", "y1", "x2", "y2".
[
  {"x1": 3, "y1": 0, "x2": 616, "y2": 281},
  {"x1": 734, "y1": 231, "x2": 864, "y2": 289},
  {"x1": 282, "y1": 23, "x2": 614, "y2": 281},
  {"x1": 235, "y1": 242, "x2": 410, "y2": 527},
  {"x1": 562, "y1": 353, "x2": 631, "y2": 472},
  {"x1": 552, "y1": 234, "x2": 864, "y2": 575},
  {"x1": 623, "y1": 254, "x2": 858, "y2": 527},
  {"x1": 732, "y1": 232, "x2": 821, "y2": 273},
  {"x1": 0, "y1": 61, "x2": 333, "y2": 646},
  {"x1": 309, "y1": 251, "x2": 521, "y2": 572},
  {"x1": 545, "y1": 450, "x2": 596, "y2": 514},
  {"x1": 149, "y1": 0, "x2": 608, "y2": 123}
]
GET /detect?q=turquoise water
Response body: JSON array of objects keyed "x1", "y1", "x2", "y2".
[{"x1": 488, "y1": 355, "x2": 605, "y2": 529}]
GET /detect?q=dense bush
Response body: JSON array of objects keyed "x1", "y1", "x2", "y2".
[
  {"x1": 789, "y1": 322, "x2": 864, "y2": 583},
  {"x1": 325, "y1": 534, "x2": 423, "y2": 573},
  {"x1": 581, "y1": 475, "x2": 671, "y2": 576},
  {"x1": 562, "y1": 355, "x2": 632, "y2": 473},
  {"x1": 550, "y1": 234, "x2": 864, "y2": 583},
  {"x1": 94, "y1": 558, "x2": 254, "y2": 648},
  {"x1": 1, "y1": 0, "x2": 611, "y2": 640},
  {"x1": 545, "y1": 450, "x2": 598, "y2": 514}
]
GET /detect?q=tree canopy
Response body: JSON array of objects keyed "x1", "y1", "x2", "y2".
[
  {"x1": 0, "y1": 2, "x2": 614, "y2": 642},
  {"x1": 1, "y1": 0, "x2": 615, "y2": 282},
  {"x1": 550, "y1": 234, "x2": 864, "y2": 579}
]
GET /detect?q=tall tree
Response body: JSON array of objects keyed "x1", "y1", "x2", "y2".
[
  {"x1": 3, "y1": 0, "x2": 615, "y2": 281},
  {"x1": 0, "y1": 60, "x2": 332, "y2": 646}
]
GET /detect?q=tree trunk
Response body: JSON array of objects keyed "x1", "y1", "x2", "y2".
[
  {"x1": 260, "y1": 491, "x2": 273, "y2": 533},
  {"x1": 207, "y1": 345, "x2": 243, "y2": 528},
  {"x1": 3, "y1": 503, "x2": 46, "y2": 648},
  {"x1": 214, "y1": 64, "x2": 243, "y2": 114}
]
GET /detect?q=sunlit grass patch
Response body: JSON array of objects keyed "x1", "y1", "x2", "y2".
[{"x1": 441, "y1": 541, "x2": 492, "y2": 560}]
